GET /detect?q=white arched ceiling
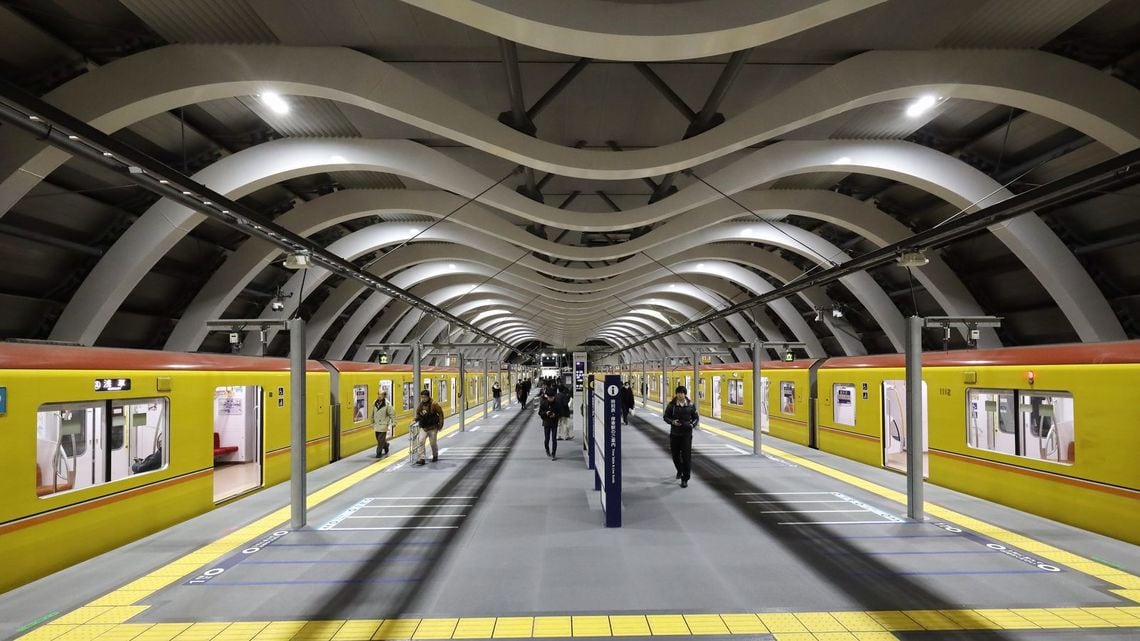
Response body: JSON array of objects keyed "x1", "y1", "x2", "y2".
[
  {"x1": 167, "y1": 186, "x2": 988, "y2": 349},
  {"x1": 51, "y1": 135, "x2": 1102, "y2": 349},
  {"x1": 398, "y1": 0, "x2": 886, "y2": 61},
  {"x1": 264, "y1": 234, "x2": 828, "y2": 357},
  {"x1": 2, "y1": 43, "x2": 1137, "y2": 210}
]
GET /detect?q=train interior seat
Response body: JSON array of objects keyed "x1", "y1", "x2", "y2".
[{"x1": 212, "y1": 433, "x2": 238, "y2": 459}]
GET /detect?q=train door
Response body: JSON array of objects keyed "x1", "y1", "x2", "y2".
[
  {"x1": 685, "y1": 375, "x2": 692, "y2": 397},
  {"x1": 712, "y1": 376, "x2": 722, "y2": 419},
  {"x1": 881, "y1": 380, "x2": 928, "y2": 476},
  {"x1": 213, "y1": 386, "x2": 264, "y2": 503},
  {"x1": 760, "y1": 377, "x2": 770, "y2": 432}
]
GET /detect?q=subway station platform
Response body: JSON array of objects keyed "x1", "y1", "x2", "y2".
[{"x1": 4, "y1": 400, "x2": 1140, "y2": 641}]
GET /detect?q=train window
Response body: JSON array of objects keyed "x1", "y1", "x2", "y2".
[
  {"x1": 402, "y1": 382, "x2": 415, "y2": 410},
  {"x1": 1019, "y1": 392, "x2": 1074, "y2": 465},
  {"x1": 780, "y1": 381, "x2": 796, "y2": 415},
  {"x1": 36, "y1": 397, "x2": 168, "y2": 497},
  {"x1": 966, "y1": 389, "x2": 1072, "y2": 465},
  {"x1": 728, "y1": 380, "x2": 745, "y2": 406},
  {"x1": 833, "y1": 384, "x2": 856, "y2": 426}
]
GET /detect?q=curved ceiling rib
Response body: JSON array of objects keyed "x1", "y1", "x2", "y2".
[
  {"x1": 397, "y1": 0, "x2": 886, "y2": 61},
  {"x1": 1, "y1": 44, "x2": 1137, "y2": 217},
  {"x1": 53, "y1": 134, "x2": 1104, "y2": 352},
  {"x1": 166, "y1": 185, "x2": 990, "y2": 350}
]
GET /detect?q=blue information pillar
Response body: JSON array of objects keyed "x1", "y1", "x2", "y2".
[
  {"x1": 595, "y1": 374, "x2": 622, "y2": 527},
  {"x1": 586, "y1": 374, "x2": 596, "y2": 472}
]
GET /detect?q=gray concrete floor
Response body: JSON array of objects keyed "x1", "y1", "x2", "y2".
[{"x1": 2, "y1": 398, "x2": 1139, "y2": 640}]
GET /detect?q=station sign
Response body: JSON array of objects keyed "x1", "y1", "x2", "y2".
[{"x1": 94, "y1": 378, "x2": 131, "y2": 392}]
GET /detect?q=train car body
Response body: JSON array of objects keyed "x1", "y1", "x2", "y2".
[
  {"x1": 0, "y1": 343, "x2": 508, "y2": 594},
  {"x1": 636, "y1": 341, "x2": 1140, "y2": 546}
]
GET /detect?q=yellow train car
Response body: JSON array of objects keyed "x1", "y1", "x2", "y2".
[
  {"x1": 818, "y1": 343, "x2": 1140, "y2": 544},
  {"x1": 640, "y1": 341, "x2": 1140, "y2": 545},
  {"x1": 0, "y1": 343, "x2": 330, "y2": 594},
  {"x1": 0, "y1": 343, "x2": 513, "y2": 594}
]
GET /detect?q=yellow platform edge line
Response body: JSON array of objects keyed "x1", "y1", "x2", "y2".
[
  {"x1": 27, "y1": 607, "x2": 1140, "y2": 641},
  {"x1": 28, "y1": 411, "x2": 489, "y2": 634}
]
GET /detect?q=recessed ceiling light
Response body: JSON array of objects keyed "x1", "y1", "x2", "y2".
[
  {"x1": 905, "y1": 95, "x2": 940, "y2": 118},
  {"x1": 67, "y1": 135, "x2": 79, "y2": 141},
  {"x1": 696, "y1": 263, "x2": 705, "y2": 269},
  {"x1": 260, "y1": 91, "x2": 290, "y2": 115},
  {"x1": 408, "y1": 227, "x2": 420, "y2": 235},
  {"x1": 448, "y1": 263, "x2": 456, "y2": 270}
]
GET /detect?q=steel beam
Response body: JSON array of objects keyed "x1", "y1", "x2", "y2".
[
  {"x1": 527, "y1": 58, "x2": 590, "y2": 120},
  {"x1": 633, "y1": 63, "x2": 696, "y2": 121}
]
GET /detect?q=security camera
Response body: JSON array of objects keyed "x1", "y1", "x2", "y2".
[{"x1": 271, "y1": 299, "x2": 285, "y2": 312}]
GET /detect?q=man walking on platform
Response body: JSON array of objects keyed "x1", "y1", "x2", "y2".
[
  {"x1": 620, "y1": 381, "x2": 635, "y2": 424},
  {"x1": 555, "y1": 384, "x2": 573, "y2": 440},
  {"x1": 539, "y1": 389, "x2": 560, "y2": 460},
  {"x1": 492, "y1": 380, "x2": 502, "y2": 410},
  {"x1": 413, "y1": 389, "x2": 445, "y2": 466},
  {"x1": 663, "y1": 385, "x2": 698, "y2": 487},
  {"x1": 372, "y1": 390, "x2": 396, "y2": 458}
]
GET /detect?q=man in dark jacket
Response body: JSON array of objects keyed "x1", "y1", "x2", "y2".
[
  {"x1": 555, "y1": 384, "x2": 573, "y2": 440},
  {"x1": 663, "y1": 385, "x2": 699, "y2": 487},
  {"x1": 620, "y1": 381, "x2": 636, "y2": 424},
  {"x1": 539, "y1": 389, "x2": 560, "y2": 460}
]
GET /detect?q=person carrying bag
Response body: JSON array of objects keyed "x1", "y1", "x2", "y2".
[
  {"x1": 372, "y1": 390, "x2": 396, "y2": 458},
  {"x1": 663, "y1": 385, "x2": 699, "y2": 488},
  {"x1": 413, "y1": 390, "x2": 445, "y2": 466}
]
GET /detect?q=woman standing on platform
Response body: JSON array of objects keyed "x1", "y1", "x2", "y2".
[
  {"x1": 414, "y1": 389, "x2": 445, "y2": 466},
  {"x1": 372, "y1": 390, "x2": 396, "y2": 458},
  {"x1": 663, "y1": 385, "x2": 698, "y2": 487}
]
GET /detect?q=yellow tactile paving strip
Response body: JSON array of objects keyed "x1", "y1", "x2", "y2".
[
  {"x1": 697, "y1": 421, "x2": 1140, "y2": 602},
  {"x1": 15, "y1": 408, "x2": 1140, "y2": 640},
  {"x1": 19, "y1": 608, "x2": 1140, "y2": 640}
]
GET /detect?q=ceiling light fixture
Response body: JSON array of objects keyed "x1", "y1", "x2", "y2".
[
  {"x1": 260, "y1": 91, "x2": 290, "y2": 115},
  {"x1": 905, "y1": 94, "x2": 940, "y2": 118}
]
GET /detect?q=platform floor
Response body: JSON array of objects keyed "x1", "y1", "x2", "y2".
[{"x1": 3, "y1": 399, "x2": 1140, "y2": 641}]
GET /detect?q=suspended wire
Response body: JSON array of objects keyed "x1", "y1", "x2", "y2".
[
  {"x1": 368, "y1": 165, "x2": 521, "y2": 269},
  {"x1": 290, "y1": 265, "x2": 308, "y2": 321},
  {"x1": 683, "y1": 168, "x2": 842, "y2": 267},
  {"x1": 444, "y1": 249, "x2": 533, "y2": 314}
]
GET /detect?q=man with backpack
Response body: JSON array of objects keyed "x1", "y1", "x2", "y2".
[{"x1": 539, "y1": 389, "x2": 560, "y2": 461}]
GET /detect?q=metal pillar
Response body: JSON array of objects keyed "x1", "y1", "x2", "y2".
[
  {"x1": 288, "y1": 318, "x2": 307, "y2": 529},
  {"x1": 905, "y1": 316, "x2": 924, "y2": 520},
  {"x1": 692, "y1": 352, "x2": 701, "y2": 413},
  {"x1": 752, "y1": 339, "x2": 763, "y2": 456},
  {"x1": 483, "y1": 357, "x2": 489, "y2": 412},
  {"x1": 458, "y1": 354, "x2": 466, "y2": 432},
  {"x1": 641, "y1": 360, "x2": 648, "y2": 406},
  {"x1": 413, "y1": 341, "x2": 422, "y2": 405}
]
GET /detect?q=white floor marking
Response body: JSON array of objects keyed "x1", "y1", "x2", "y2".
[
  {"x1": 357, "y1": 504, "x2": 473, "y2": 508},
  {"x1": 778, "y1": 520, "x2": 897, "y2": 526},
  {"x1": 735, "y1": 491, "x2": 834, "y2": 496},
  {"x1": 327, "y1": 526, "x2": 460, "y2": 531},
  {"x1": 470, "y1": 425, "x2": 482, "y2": 431},
  {"x1": 760, "y1": 509, "x2": 869, "y2": 514},
  {"x1": 726, "y1": 444, "x2": 750, "y2": 455},
  {"x1": 747, "y1": 500, "x2": 851, "y2": 504},
  {"x1": 369, "y1": 496, "x2": 478, "y2": 499},
  {"x1": 346, "y1": 514, "x2": 466, "y2": 519}
]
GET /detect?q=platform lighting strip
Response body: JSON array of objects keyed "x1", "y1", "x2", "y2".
[
  {"x1": 0, "y1": 80, "x2": 521, "y2": 355},
  {"x1": 603, "y1": 144, "x2": 1140, "y2": 358}
]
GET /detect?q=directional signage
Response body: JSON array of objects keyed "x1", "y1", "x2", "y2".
[
  {"x1": 599, "y1": 374, "x2": 622, "y2": 528},
  {"x1": 0, "y1": 386, "x2": 6, "y2": 415},
  {"x1": 94, "y1": 378, "x2": 131, "y2": 392}
]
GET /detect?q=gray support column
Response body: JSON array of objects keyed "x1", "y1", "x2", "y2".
[
  {"x1": 288, "y1": 318, "x2": 307, "y2": 529},
  {"x1": 459, "y1": 354, "x2": 466, "y2": 432},
  {"x1": 692, "y1": 352, "x2": 700, "y2": 416},
  {"x1": 413, "y1": 340, "x2": 422, "y2": 406},
  {"x1": 752, "y1": 339, "x2": 763, "y2": 456},
  {"x1": 642, "y1": 360, "x2": 648, "y2": 406},
  {"x1": 483, "y1": 358, "x2": 489, "y2": 412},
  {"x1": 905, "y1": 315, "x2": 924, "y2": 520}
]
